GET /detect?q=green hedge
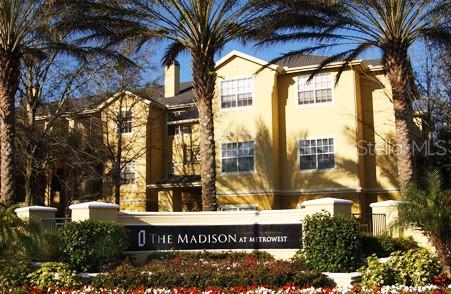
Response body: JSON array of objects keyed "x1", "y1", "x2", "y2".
[
  {"x1": 91, "y1": 259, "x2": 334, "y2": 289},
  {"x1": 298, "y1": 212, "x2": 362, "y2": 272},
  {"x1": 361, "y1": 234, "x2": 419, "y2": 257},
  {"x1": 58, "y1": 220, "x2": 128, "y2": 272},
  {"x1": 145, "y1": 251, "x2": 274, "y2": 262}
]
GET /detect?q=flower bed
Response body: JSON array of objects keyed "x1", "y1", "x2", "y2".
[
  {"x1": 9, "y1": 284, "x2": 451, "y2": 294},
  {"x1": 91, "y1": 258, "x2": 333, "y2": 289}
]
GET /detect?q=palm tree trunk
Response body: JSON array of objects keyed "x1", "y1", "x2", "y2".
[
  {"x1": 386, "y1": 54, "x2": 415, "y2": 190},
  {"x1": 191, "y1": 52, "x2": 217, "y2": 211},
  {"x1": 429, "y1": 234, "x2": 451, "y2": 277},
  {"x1": 24, "y1": 159, "x2": 33, "y2": 205},
  {"x1": 0, "y1": 52, "x2": 20, "y2": 204}
]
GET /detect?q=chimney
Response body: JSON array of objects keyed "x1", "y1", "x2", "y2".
[{"x1": 164, "y1": 61, "x2": 180, "y2": 98}]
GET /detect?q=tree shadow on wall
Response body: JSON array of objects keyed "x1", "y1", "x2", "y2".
[{"x1": 216, "y1": 118, "x2": 399, "y2": 212}]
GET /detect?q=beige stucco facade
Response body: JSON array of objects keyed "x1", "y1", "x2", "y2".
[
  {"x1": 43, "y1": 50, "x2": 400, "y2": 214},
  {"x1": 211, "y1": 51, "x2": 399, "y2": 213}
]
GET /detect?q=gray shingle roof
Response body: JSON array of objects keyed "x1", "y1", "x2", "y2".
[
  {"x1": 156, "y1": 82, "x2": 195, "y2": 106},
  {"x1": 275, "y1": 54, "x2": 382, "y2": 68},
  {"x1": 275, "y1": 54, "x2": 329, "y2": 67},
  {"x1": 364, "y1": 59, "x2": 383, "y2": 67},
  {"x1": 37, "y1": 54, "x2": 381, "y2": 118}
]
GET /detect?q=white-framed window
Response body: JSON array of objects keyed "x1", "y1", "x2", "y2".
[
  {"x1": 120, "y1": 161, "x2": 136, "y2": 184},
  {"x1": 118, "y1": 110, "x2": 133, "y2": 134},
  {"x1": 221, "y1": 141, "x2": 255, "y2": 173},
  {"x1": 297, "y1": 73, "x2": 332, "y2": 105},
  {"x1": 220, "y1": 78, "x2": 253, "y2": 109},
  {"x1": 219, "y1": 204, "x2": 258, "y2": 211},
  {"x1": 299, "y1": 138, "x2": 335, "y2": 170}
]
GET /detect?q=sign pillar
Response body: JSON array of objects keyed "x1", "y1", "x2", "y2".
[
  {"x1": 300, "y1": 197, "x2": 353, "y2": 216},
  {"x1": 14, "y1": 206, "x2": 58, "y2": 225},
  {"x1": 69, "y1": 201, "x2": 119, "y2": 222}
]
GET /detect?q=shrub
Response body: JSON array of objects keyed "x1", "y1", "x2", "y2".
[
  {"x1": 359, "y1": 255, "x2": 395, "y2": 287},
  {"x1": 403, "y1": 249, "x2": 443, "y2": 285},
  {"x1": 359, "y1": 249, "x2": 443, "y2": 287},
  {"x1": 91, "y1": 258, "x2": 334, "y2": 290},
  {"x1": 58, "y1": 220, "x2": 128, "y2": 272},
  {"x1": 146, "y1": 250, "x2": 274, "y2": 262},
  {"x1": 0, "y1": 260, "x2": 33, "y2": 292},
  {"x1": 299, "y1": 212, "x2": 362, "y2": 272},
  {"x1": 27, "y1": 262, "x2": 79, "y2": 288},
  {"x1": 361, "y1": 234, "x2": 419, "y2": 257},
  {"x1": 26, "y1": 231, "x2": 63, "y2": 263}
]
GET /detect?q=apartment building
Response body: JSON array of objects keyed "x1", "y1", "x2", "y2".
[{"x1": 45, "y1": 50, "x2": 400, "y2": 214}]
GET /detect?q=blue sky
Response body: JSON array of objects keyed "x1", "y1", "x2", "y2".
[{"x1": 148, "y1": 40, "x2": 384, "y2": 83}]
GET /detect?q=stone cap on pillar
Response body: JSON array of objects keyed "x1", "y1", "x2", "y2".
[
  {"x1": 302, "y1": 197, "x2": 353, "y2": 206},
  {"x1": 301, "y1": 197, "x2": 353, "y2": 216},
  {"x1": 369, "y1": 200, "x2": 400, "y2": 208},
  {"x1": 69, "y1": 201, "x2": 119, "y2": 210},
  {"x1": 14, "y1": 206, "x2": 58, "y2": 224},
  {"x1": 15, "y1": 206, "x2": 58, "y2": 213},
  {"x1": 69, "y1": 201, "x2": 119, "y2": 222}
]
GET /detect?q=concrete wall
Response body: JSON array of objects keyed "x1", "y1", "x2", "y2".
[{"x1": 63, "y1": 198, "x2": 352, "y2": 259}]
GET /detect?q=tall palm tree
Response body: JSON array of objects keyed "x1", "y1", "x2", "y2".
[
  {"x1": 396, "y1": 170, "x2": 450, "y2": 276},
  {"x1": 86, "y1": 0, "x2": 261, "y2": 210},
  {"x1": 255, "y1": 0, "x2": 450, "y2": 189},
  {"x1": 0, "y1": 203, "x2": 39, "y2": 260},
  {"x1": 0, "y1": 0, "x2": 132, "y2": 204}
]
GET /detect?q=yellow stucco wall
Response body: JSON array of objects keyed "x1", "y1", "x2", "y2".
[
  {"x1": 100, "y1": 94, "x2": 165, "y2": 211},
  {"x1": 87, "y1": 52, "x2": 401, "y2": 213},
  {"x1": 208, "y1": 54, "x2": 400, "y2": 212},
  {"x1": 360, "y1": 71, "x2": 399, "y2": 193},
  {"x1": 278, "y1": 68, "x2": 360, "y2": 192},
  {"x1": 214, "y1": 55, "x2": 280, "y2": 196}
]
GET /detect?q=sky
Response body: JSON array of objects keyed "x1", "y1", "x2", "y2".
[{"x1": 146, "y1": 40, "x2": 384, "y2": 83}]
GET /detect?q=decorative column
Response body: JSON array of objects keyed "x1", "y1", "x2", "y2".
[
  {"x1": 14, "y1": 206, "x2": 58, "y2": 225},
  {"x1": 69, "y1": 201, "x2": 119, "y2": 222},
  {"x1": 301, "y1": 197, "x2": 353, "y2": 216}
]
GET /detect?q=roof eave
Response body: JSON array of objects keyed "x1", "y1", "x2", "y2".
[
  {"x1": 215, "y1": 50, "x2": 281, "y2": 72},
  {"x1": 147, "y1": 181, "x2": 202, "y2": 189},
  {"x1": 282, "y1": 60, "x2": 366, "y2": 73}
]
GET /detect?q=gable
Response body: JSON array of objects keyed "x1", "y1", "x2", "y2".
[{"x1": 215, "y1": 50, "x2": 279, "y2": 72}]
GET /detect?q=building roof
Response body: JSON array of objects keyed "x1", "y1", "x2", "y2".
[
  {"x1": 36, "y1": 52, "x2": 382, "y2": 119},
  {"x1": 156, "y1": 82, "x2": 195, "y2": 106},
  {"x1": 275, "y1": 54, "x2": 383, "y2": 68},
  {"x1": 148, "y1": 175, "x2": 201, "y2": 189},
  {"x1": 364, "y1": 59, "x2": 383, "y2": 66},
  {"x1": 275, "y1": 54, "x2": 329, "y2": 68}
]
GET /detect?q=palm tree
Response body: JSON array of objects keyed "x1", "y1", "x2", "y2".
[
  {"x1": 86, "y1": 0, "x2": 261, "y2": 210},
  {"x1": 255, "y1": 0, "x2": 450, "y2": 189},
  {"x1": 396, "y1": 170, "x2": 450, "y2": 276},
  {"x1": 0, "y1": 203, "x2": 38, "y2": 260},
  {"x1": 0, "y1": 0, "x2": 132, "y2": 204}
]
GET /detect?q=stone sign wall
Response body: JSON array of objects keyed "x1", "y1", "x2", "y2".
[{"x1": 126, "y1": 223, "x2": 302, "y2": 251}]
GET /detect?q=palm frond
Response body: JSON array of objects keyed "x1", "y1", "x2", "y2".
[
  {"x1": 396, "y1": 170, "x2": 450, "y2": 239},
  {"x1": 162, "y1": 41, "x2": 187, "y2": 66}
]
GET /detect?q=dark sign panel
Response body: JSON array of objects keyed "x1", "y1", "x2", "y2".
[{"x1": 125, "y1": 224, "x2": 302, "y2": 251}]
